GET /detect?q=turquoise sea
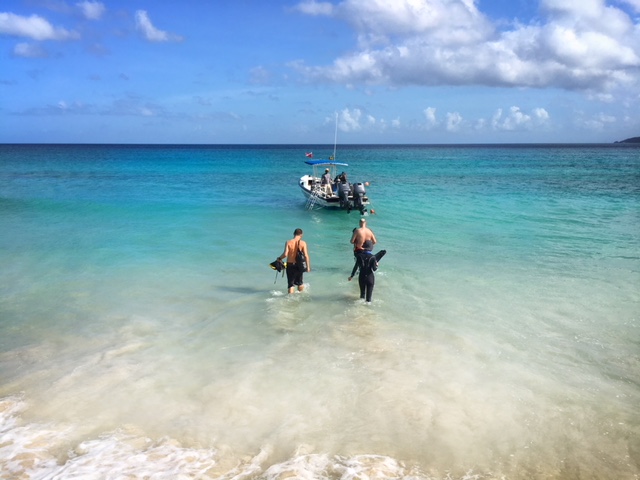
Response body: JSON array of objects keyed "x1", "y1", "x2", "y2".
[{"x1": 0, "y1": 144, "x2": 638, "y2": 479}]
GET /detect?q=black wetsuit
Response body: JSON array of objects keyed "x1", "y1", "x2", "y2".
[{"x1": 350, "y1": 251, "x2": 377, "y2": 302}]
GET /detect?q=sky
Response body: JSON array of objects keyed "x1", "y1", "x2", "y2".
[{"x1": 1, "y1": 0, "x2": 639, "y2": 144}]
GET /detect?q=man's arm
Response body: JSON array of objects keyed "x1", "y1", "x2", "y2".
[{"x1": 349, "y1": 256, "x2": 360, "y2": 279}]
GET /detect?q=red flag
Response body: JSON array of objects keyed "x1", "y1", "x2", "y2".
[{"x1": 305, "y1": 152, "x2": 313, "y2": 158}]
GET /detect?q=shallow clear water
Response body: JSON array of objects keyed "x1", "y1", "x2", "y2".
[{"x1": 1, "y1": 144, "x2": 639, "y2": 479}]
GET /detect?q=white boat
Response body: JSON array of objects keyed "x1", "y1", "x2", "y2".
[
  {"x1": 299, "y1": 113, "x2": 371, "y2": 213},
  {"x1": 299, "y1": 159, "x2": 370, "y2": 214}
]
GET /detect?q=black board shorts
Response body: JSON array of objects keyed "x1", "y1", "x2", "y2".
[{"x1": 286, "y1": 263, "x2": 303, "y2": 288}]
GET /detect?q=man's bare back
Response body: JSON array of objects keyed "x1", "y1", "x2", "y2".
[{"x1": 350, "y1": 219, "x2": 377, "y2": 251}]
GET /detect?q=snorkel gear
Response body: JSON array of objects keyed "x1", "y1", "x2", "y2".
[{"x1": 269, "y1": 258, "x2": 286, "y2": 283}]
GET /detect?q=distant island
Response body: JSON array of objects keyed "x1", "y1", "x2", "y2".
[{"x1": 615, "y1": 136, "x2": 640, "y2": 143}]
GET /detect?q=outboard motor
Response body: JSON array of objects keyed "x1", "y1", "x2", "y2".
[
  {"x1": 353, "y1": 182, "x2": 366, "y2": 213},
  {"x1": 338, "y1": 182, "x2": 350, "y2": 206}
]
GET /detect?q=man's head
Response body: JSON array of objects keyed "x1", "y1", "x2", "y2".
[
  {"x1": 294, "y1": 228, "x2": 303, "y2": 236},
  {"x1": 359, "y1": 218, "x2": 366, "y2": 226}
]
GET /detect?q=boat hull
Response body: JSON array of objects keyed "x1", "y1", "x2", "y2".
[{"x1": 299, "y1": 175, "x2": 370, "y2": 211}]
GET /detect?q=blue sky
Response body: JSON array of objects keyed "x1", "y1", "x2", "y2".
[{"x1": 1, "y1": 0, "x2": 639, "y2": 144}]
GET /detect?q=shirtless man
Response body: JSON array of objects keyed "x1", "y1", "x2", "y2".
[
  {"x1": 350, "y1": 217, "x2": 377, "y2": 255},
  {"x1": 277, "y1": 228, "x2": 311, "y2": 294}
]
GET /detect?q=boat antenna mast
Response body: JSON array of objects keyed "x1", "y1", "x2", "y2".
[{"x1": 332, "y1": 112, "x2": 338, "y2": 161}]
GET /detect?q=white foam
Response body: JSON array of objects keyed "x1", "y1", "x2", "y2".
[
  {"x1": 0, "y1": 397, "x2": 494, "y2": 480},
  {"x1": 262, "y1": 453, "x2": 414, "y2": 480},
  {"x1": 0, "y1": 397, "x2": 222, "y2": 479}
]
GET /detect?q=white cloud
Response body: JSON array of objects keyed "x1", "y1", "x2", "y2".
[
  {"x1": 13, "y1": 42, "x2": 48, "y2": 58},
  {"x1": 333, "y1": 108, "x2": 378, "y2": 132},
  {"x1": 338, "y1": 108, "x2": 364, "y2": 131},
  {"x1": 337, "y1": 0, "x2": 493, "y2": 47},
  {"x1": 588, "y1": 92, "x2": 615, "y2": 102},
  {"x1": 418, "y1": 105, "x2": 550, "y2": 134},
  {"x1": 49, "y1": 100, "x2": 93, "y2": 115},
  {"x1": 0, "y1": 12, "x2": 79, "y2": 40},
  {"x1": 423, "y1": 106, "x2": 437, "y2": 128},
  {"x1": 446, "y1": 111, "x2": 463, "y2": 131},
  {"x1": 135, "y1": 10, "x2": 183, "y2": 42},
  {"x1": 580, "y1": 111, "x2": 617, "y2": 130},
  {"x1": 294, "y1": 0, "x2": 335, "y2": 15},
  {"x1": 292, "y1": 0, "x2": 640, "y2": 94},
  {"x1": 491, "y1": 106, "x2": 550, "y2": 131},
  {"x1": 77, "y1": 1, "x2": 106, "y2": 20},
  {"x1": 596, "y1": 112, "x2": 616, "y2": 123},
  {"x1": 533, "y1": 108, "x2": 550, "y2": 122},
  {"x1": 504, "y1": 106, "x2": 531, "y2": 130},
  {"x1": 541, "y1": 0, "x2": 602, "y2": 17}
]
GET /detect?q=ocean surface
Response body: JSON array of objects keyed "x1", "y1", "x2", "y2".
[{"x1": 0, "y1": 143, "x2": 638, "y2": 480}]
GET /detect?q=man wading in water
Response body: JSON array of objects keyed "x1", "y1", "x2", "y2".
[{"x1": 277, "y1": 228, "x2": 311, "y2": 294}]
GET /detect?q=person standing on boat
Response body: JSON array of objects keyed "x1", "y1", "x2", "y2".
[
  {"x1": 350, "y1": 217, "x2": 377, "y2": 256},
  {"x1": 321, "y1": 168, "x2": 333, "y2": 195},
  {"x1": 277, "y1": 228, "x2": 311, "y2": 294}
]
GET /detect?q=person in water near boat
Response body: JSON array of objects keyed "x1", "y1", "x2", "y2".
[
  {"x1": 277, "y1": 228, "x2": 310, "y2": 294},
  {"x1": 348, "y1": 240, "x2": 378, "y2": 303},
  {"x1": 350, "y1": 217, "x2": 377, "y2": 256}
]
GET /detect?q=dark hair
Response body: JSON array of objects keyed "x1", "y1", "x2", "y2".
[{"x1": 294, "y1": 228, "x2": 303, "y2": 236}]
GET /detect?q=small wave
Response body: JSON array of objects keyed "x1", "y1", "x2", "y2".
[{"x1": 1, "y1": 395, "x2": 497, "y2": 480}]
